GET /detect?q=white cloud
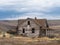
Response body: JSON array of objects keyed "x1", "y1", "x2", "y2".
[
  {"x1": 4, "y1": 14, "x2": 60, "y2": 20},
  {"x1": 0, "y1": 0, "x2": 60, "y2": 9},
  {"x1": 3, "y1": 12, "x2": 60, "y2": 20},
  {"x1": 0, "y1": 0, "x2": 60, "y2": 20}
]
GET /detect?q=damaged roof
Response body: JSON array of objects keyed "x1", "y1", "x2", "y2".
[{"x1": 18, "y1": 18, "x2": 49, "y2": 28}]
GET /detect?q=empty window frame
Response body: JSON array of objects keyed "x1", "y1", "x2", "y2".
[
  {"x1": 28, "y1": 21, "x2": 30, "y2": 25},
  {"x1": 32, "y1": 28, "x2": 35, "y2": 33},
  {"x1": 23, "y1": 28, "x2": 25, "y2": 33}
]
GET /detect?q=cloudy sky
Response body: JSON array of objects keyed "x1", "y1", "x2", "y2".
[{"x1": 0, "y1": 0, "x2": 60, "y2": 20}]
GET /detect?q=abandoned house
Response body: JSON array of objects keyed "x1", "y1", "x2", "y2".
[{"x1": 16, "y1": 17, "x2": 52, "y2": 37}]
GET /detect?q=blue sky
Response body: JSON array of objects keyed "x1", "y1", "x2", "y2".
[{"x1": 0, "y1": 0, "x2": 60, "y2": 20}]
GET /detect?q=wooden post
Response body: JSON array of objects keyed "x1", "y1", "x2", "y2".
[{"x1": 46, "y1": 29, "x2": 47, "y2": 36}]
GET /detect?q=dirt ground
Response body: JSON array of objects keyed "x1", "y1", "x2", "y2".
[{"x1": 0, "y1": 37, "x2": 60, "y2": 45}]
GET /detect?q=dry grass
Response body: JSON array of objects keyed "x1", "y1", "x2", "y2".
[{"x1": 0, "y1": 37, "x2": 60, "y2": 45}]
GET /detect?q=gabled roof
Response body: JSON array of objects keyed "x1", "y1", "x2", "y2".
[
  {"x1": 34, "y1": 19, "x2": 47, "y2": 27},
  {"x1": 18, "y1": 18, "x2": 49, "y2": 28}
]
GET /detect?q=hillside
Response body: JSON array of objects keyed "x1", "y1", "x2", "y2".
[
  {"x1": 0, "y1": 20, "x2": 18, "y2": 31},
  {"x1": 48, "y1": 20, "x2": 60, "y2": 26},
  {"x1": 0, "y1": 20, "x2": 60, "y2": 31}
]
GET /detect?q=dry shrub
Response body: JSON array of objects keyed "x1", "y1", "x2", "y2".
[{"x1": 0, "y1": 36, "x2": 60, "y2": 45}]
